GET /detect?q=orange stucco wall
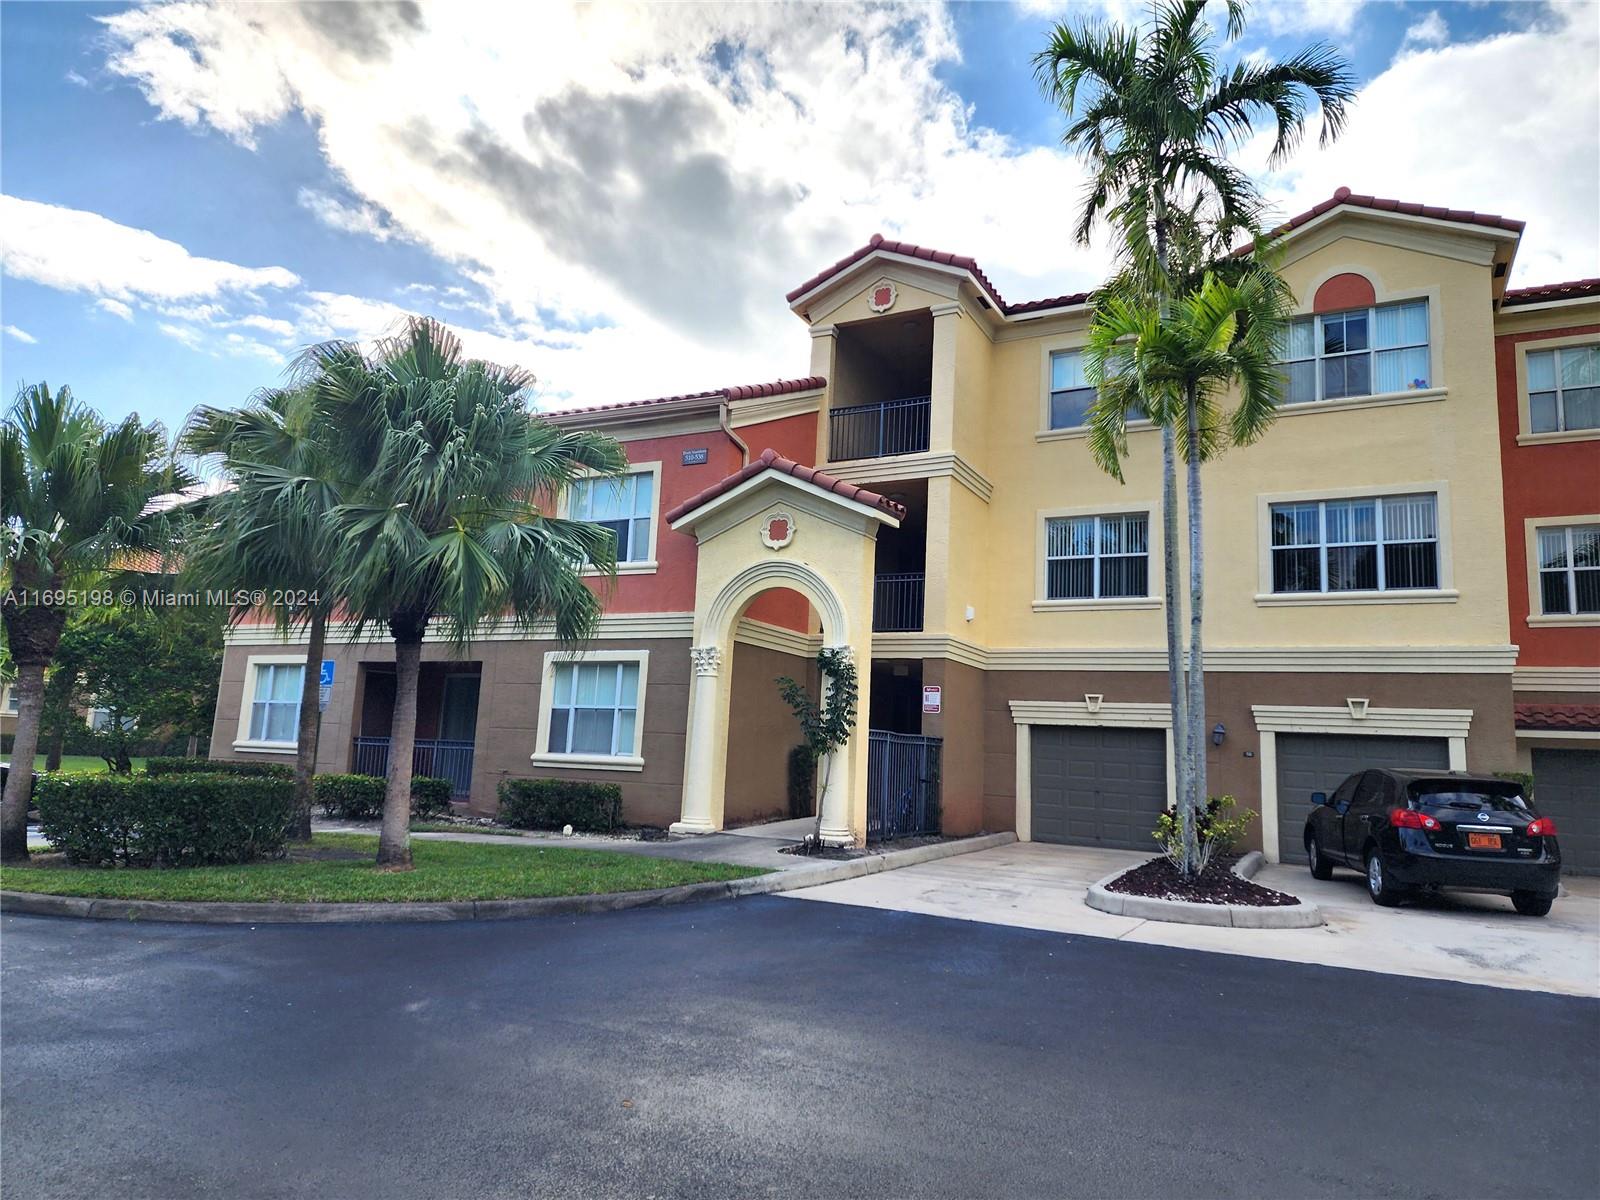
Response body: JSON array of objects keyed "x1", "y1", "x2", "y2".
[{"x1": 1495, "y1": 321, "x2": 1600, "y2": 667}]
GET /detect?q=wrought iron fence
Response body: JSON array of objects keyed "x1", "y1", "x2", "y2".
[
  {"x1": 351, "y1": 736, "x2": 475, "y2": 797},
  {"x1": 828, "y1": 395, "x2": 931, "y2": 461},
  {"x1": 866, "y1": 730, "x2": 942, "y2": 843},
  {"x1": 872, "y1": 572, "x2": 925, "y2": 632}
]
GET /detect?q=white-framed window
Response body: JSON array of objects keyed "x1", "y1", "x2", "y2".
[
  {"x1": 1537, "y1": 524, "x2": 1600, "y2": 615},
  {"x1": 1270, "y1": 493, "x2": 1439, "y2": 593},
  {"x1": 87, "y1": 708, "x2": 138, "y2": 733},
  {"x1": 569, "y1": 470, "x2": 655, "y2": 564},
  {"x1": 1048, "y1": 349, "x2": 1096, "y2": 430},
  {"x1": 248, "y1": 662, "x2": 304, "y2": 743},
  {"x1": 533, "y1": 650, "x2": 649, "y2": 771},
  {"x1": 1, "y1": 686, "x2": 16, "y2": 715},
  {"x1": 1277, "y1": 299, "x2": 1430, "y2": 404},
  {"x1": 1045, "y1": 512, "x2": 1149, "y2": 600},
  {"x1": 1527, "y1": 345, "x2": 1600, "y2": 434}
]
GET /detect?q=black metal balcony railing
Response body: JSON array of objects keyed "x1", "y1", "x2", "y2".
[
  {"x1": 828, "y1": 395, "x2": 931, "y2": 461},
  {"x1": 872, "y1": 572, "x2": 925, "y2": 633},
  {"x1": 352, "y1": 736, "x2": 475, "y2": 798}
]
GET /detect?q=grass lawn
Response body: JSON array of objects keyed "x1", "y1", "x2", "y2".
[
  {"x1": 0, "y1": 833, "x2": 767, "y2": 903},
  {"x1": 17, "y1": 755, "x2": 149, "y2": 775},
  {"x1": 407, "y1": 822, "x2": 525, "y2": 836}
]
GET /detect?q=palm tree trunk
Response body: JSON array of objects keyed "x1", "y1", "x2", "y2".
[
  {"x1": 1185, "y1": 387, "x2": 1207, "y2": 863},
  {"x1": 291, "y1": 608, "x2": 328, "y2": 842},
  {"x1": 45, "y1": 723, "x2": 65, "y2": 773},
  {"x1": 378, "y1": 614, "x2": 424, "y2": 868},
  {"x1": 0, "y1": 663, "x2": 46, "y2": 863}
]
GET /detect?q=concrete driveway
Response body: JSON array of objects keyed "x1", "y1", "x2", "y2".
[{"x1": 786, "y1": 841, "x2": 1600, "y2": 996}]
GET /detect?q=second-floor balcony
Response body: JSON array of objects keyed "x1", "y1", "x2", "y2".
[
  {"x1": 828, "y1": 395, "x2": 931, "y2": 461},
  {"x1": 873, "y1": 572, "x2": 925, "y2": 633}
]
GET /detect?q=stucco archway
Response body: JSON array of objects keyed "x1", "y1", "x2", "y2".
[{"x1": 664, "y1": 451, "x2": 903, "y2": 844}]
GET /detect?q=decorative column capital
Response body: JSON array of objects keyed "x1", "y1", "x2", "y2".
[
  {"x1": 690, "y1": 645, "x2": 722, "y2": 677},
  {"x1": 823, "y1": 644, "x2": 854, "y2": 666}
]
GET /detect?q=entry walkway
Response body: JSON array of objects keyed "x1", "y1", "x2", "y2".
[{"x1": 785, "y1": 840, "x2": 1600, "y2": 996}]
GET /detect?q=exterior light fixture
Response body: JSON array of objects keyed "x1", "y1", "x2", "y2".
[{"x1": 1211, "y1": 722, "x2": 1226, "y2": 747}]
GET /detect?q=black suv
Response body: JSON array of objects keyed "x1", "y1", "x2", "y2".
[{"x1": 1303, "y1": 769, "x2": 1561, "y2": 916}]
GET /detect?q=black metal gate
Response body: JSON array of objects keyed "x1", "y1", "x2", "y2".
[{"x1": 866, "y1": 731, "x2": 942, "y2": 843}]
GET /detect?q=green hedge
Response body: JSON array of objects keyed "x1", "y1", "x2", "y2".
[
  {"x1": 497, "y1": 778, "x2": 623, "y2": 832},
  {"x1": 315, "y1": 773, "x2": 456, "y2": 821},
  {"x1": 146, "y1": 757, "x2": 294, "y2": 780},
  {"x1": 35, "y1": 773, "x2": 293, "y2": 867}
]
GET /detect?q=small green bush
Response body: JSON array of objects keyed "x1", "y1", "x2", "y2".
[
  {"x1": 315, "y1": 773, "x2": 386, "y2": 820},
  {"x1": 409, "y1": 776, "x2": 454, "y2": 820},
  {"x1": 1153, "y1": 794, "x2": 1255, "y2": 873},
  {"x1": 146, "y1": 757, "x2": 294, "y2": 780},
  {"x1": 497, "y1": 778, "x2": 623, "y2": 832},
  {"x1": 35, "y1": 773, "x2": 293, "y2": 867}
]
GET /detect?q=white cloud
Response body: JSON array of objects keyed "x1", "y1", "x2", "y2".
[
  {"x1": 1246, "y1": 2, "x2": 1599, "y2": 287},
  {"x1": 1401, "y1": 10, "x2": 1449, "y2": 51},
  {"x1": 230, "y1": 313, "x2": 297, "y2": 340},
  {"x1": 3, "y1": 324, "x2": 38, "y2": 344},
  {"x1": 1255, "y1": 1, "x2": 1368, "y2": 38},
  {"x1": 95, "y1": 297, "x2": 134, "y2": 321},
  {"x1": 296, "y1": 187, "x2": 394, "y2": 242},
  {"x1": 157, "y1": 322, "x2": 205, "y2": 350},
  {"x1": 0, "y1": 194, "x2": 298, "y2": 303}
]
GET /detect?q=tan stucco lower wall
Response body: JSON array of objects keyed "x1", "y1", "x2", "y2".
[
  {"x1": 723, "y1": 642, "x2": 817, "y2": 826},
  {"x1": 981, "y1": 668, "x2": 1517, "y2": 854}
]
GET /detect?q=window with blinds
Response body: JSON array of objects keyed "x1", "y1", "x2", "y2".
[
  {"x1": 1045, "y1": 512, "x2": 1149, "y2": 600},
  {"x1": 1276, "y1": 300, "x2": 1430, "y2": 405},
  {"x1": 1270, "y1": 493, "x2": 1440, "y2": 593}
]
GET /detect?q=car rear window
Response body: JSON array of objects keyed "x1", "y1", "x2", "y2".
[{"x1": 1409, "y1": 785, "x2": 1529, "y2": 813}]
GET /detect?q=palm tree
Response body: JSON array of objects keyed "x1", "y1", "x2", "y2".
[
  {"x1": 1035, "y1": 0, "x2": 1353, "y2": 873},
  {"x1": 182, "y1": 386, "x2": 346, "y2": 840},
  {"x1": 305, "y1": 318, "x2": 627, "y2": 867},
  {"x1": 0, "y1": 384, "x2": 187, "y2": 861}
]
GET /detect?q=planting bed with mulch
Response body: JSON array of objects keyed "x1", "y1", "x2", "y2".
[{"x1": 1106, "y1": 856, "x2": 1302, "y2": 907}]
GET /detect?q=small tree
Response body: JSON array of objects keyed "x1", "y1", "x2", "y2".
[{"x1": 776, "y1": 647, "x2": 859, "y2": 845}]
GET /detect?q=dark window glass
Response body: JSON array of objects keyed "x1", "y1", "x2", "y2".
[
  {"x1": 1047, "y1": 558, "x2": 1093, "y2": 600},
  {"x1": 1326, "y1": 544, "x2": 1378, "y2": 590},
  {"x1": 1050, "y1": 387, "x2": 1096, "y2": 430},
  {"x1": 1272, "y1": 547, "x2": 1321, "y2": 592},
  {"x1": 1384, "y1": 541, "x2": 1439, "y2": 590}
]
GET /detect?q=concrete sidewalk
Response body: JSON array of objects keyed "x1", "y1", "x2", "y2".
[{"x1": 786, "y1": 841, "x2": 1600, "y2": 996}]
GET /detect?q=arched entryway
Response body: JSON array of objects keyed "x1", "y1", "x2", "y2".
[{"x1": 663, "y1": 451, "x2": 902, "y2": 845}]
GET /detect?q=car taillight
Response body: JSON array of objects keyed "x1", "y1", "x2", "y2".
[
  {"x1": 1527, "y1": 818, "x2": 1559, "y2": 837},
  {"x1": 1389, "y1": 809, "x2": 1441, "y2": 831}
]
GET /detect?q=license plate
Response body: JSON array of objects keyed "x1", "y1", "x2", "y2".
[{"x1": 1466, "y1": 832, "x2": 1502, "y2": 850}]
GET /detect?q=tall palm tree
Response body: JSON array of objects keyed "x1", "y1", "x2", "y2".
[
  {"x1": 306, "y1": 318, "x2": 627, "y2": 867},
  {"x1": 0, "y1": 384, "x2": 187, "y2": 861},
  {"x1": 183, "y1": 386, "x2": 346, "y2": 840},
  {"x1": 1035, "y1": 0, "x2": 1353, "y2": 873}
]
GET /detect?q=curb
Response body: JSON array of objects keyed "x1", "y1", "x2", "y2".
[
  {"x1": 1083, "y1": 852, "x2": 1324, "y2": 929},
  {"x1": 0, "y1": 832, "x2": 1016, "y2": 926}
]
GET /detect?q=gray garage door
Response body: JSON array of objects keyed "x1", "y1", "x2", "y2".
[
  {"x1": 1031, "y1": 726, "x2": 1167, "y2": 849},
  {"x1": 1276, "y1": 733, "x2": 1448, "y2": 863},
  {"x1": 1531, "y1": 748, "x2": 1600, "y2": 876}
]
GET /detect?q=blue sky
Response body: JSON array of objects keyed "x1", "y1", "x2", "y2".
[{"x1": 2, "y1": 1, "x2": 1596, "y2": 434}]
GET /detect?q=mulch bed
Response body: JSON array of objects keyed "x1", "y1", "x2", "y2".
[{"x1": 1106, "y1": 856, "x2": 1301, "y2": 907}]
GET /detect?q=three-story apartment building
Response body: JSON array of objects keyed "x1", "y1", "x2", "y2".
[{"x1": 210, "y1": 188, "x2": 1599, "y2": 868}]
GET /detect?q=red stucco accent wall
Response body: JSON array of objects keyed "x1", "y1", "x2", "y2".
[
  {"x1": 1494, "y1": 321, "x2": 1600, "y2": 667},
  {"x1": 1313, "y1": 272, "x2": 1376, "y2": 314}
]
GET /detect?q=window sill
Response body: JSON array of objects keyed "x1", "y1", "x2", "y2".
[
  {"x1": 1515, "y1": 429, "x2": 1600, "y2": 447},
  {"x1": 1273, "y1": 387, "x2": 1447, "y2": 418},
  {"x1": 231, "y1": 740, "x2": 299, "y2": 755},
  {"x1": 580, "y1": 561, "x2": 658, "y2": 577},
  {"x1": 1526, "y1": 613, "x2": 1600, "y2": 627},
  {"x1": 1036, "y1": 420, "x2": 1155, "y2": 444},
  {"x1": 1254, "y1": 589, "x2": 1459, "y2": 607},
  {"x1": 528, "y1": 752, "x2": 645, "y2": 773},
  {"x1": 1032, "y1": 597, "x2": 1162, "y2": 612}
]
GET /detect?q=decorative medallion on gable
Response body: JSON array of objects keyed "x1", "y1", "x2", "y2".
[
  {"x1": 760, "y1": 511, "x2": 796, "y2": 551},
  {"x1": 867, "y1": 280, "x2": 898, "y2": 313}
]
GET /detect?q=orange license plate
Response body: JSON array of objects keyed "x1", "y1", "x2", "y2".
[{"x1": 1466, "y1": 832, "x2": 1502, "y2": 850}]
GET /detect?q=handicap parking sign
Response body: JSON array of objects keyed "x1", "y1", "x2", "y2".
[{"x1": 319, "y1": 660, "x2": 335, "y2": 711}]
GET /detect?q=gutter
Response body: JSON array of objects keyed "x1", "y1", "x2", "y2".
[{"x1": 719, "y1": 397, "x2": 750, "y2": 468}]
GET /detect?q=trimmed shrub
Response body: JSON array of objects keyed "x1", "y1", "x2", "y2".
[
  {"x1": 35, "y1": 773, "x2": 293, "y2": 867},
  {"x1": 315, "y1": 773, "x2": 386, "y2": 820},
  {"x1": 409, "y1": 776, "x2": 454, "y2": 820},
  {"x1": 497, "y1": 778, "x2": 623, "y2": 833},
  {"x1": 146, "y1": 756, "x2": 294, "y2": 780}
]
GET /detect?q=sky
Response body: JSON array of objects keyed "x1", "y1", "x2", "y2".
[{"x1": 1, "y1": 0, "x2": 1596, "y2": 434}]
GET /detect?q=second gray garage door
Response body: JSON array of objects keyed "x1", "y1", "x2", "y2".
[
  {"x1": 1531, "y1": 748, "x2": 1600, "y2": 876},
  {"x1": 1276, "y1": 733, "x2": 1449, "y2": 863},
  {"x1": 1031, "y1": 726, "x2": 1167, "y2": 849}
]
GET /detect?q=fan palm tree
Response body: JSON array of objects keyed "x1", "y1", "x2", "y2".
[
  {"x1": 0, "y1": 384, "x2": 188, "y2": 862},
  {"x1": 1035, "y1": 0, "x2": 1353, "y2": 873},
  {"x1": 305, "y1": 318, "x2": 627, "y2": 867},
  {"x1": 183, "y1": 386, "x2": 346, "y2": 840}
]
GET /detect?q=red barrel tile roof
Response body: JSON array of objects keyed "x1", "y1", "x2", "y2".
[
  {"x1": 1514, "y1": 702, "x2": 1600, "y2": 732},
  {"x1": 548, "y1": 376, "x2": 826, "y2": 420},
  {"x1": 1502, "y1": 278, "x2": 1600, "y2": 306},
  {"x1": 664, "y1": 447, "x2": 907, "y2": 525}
]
